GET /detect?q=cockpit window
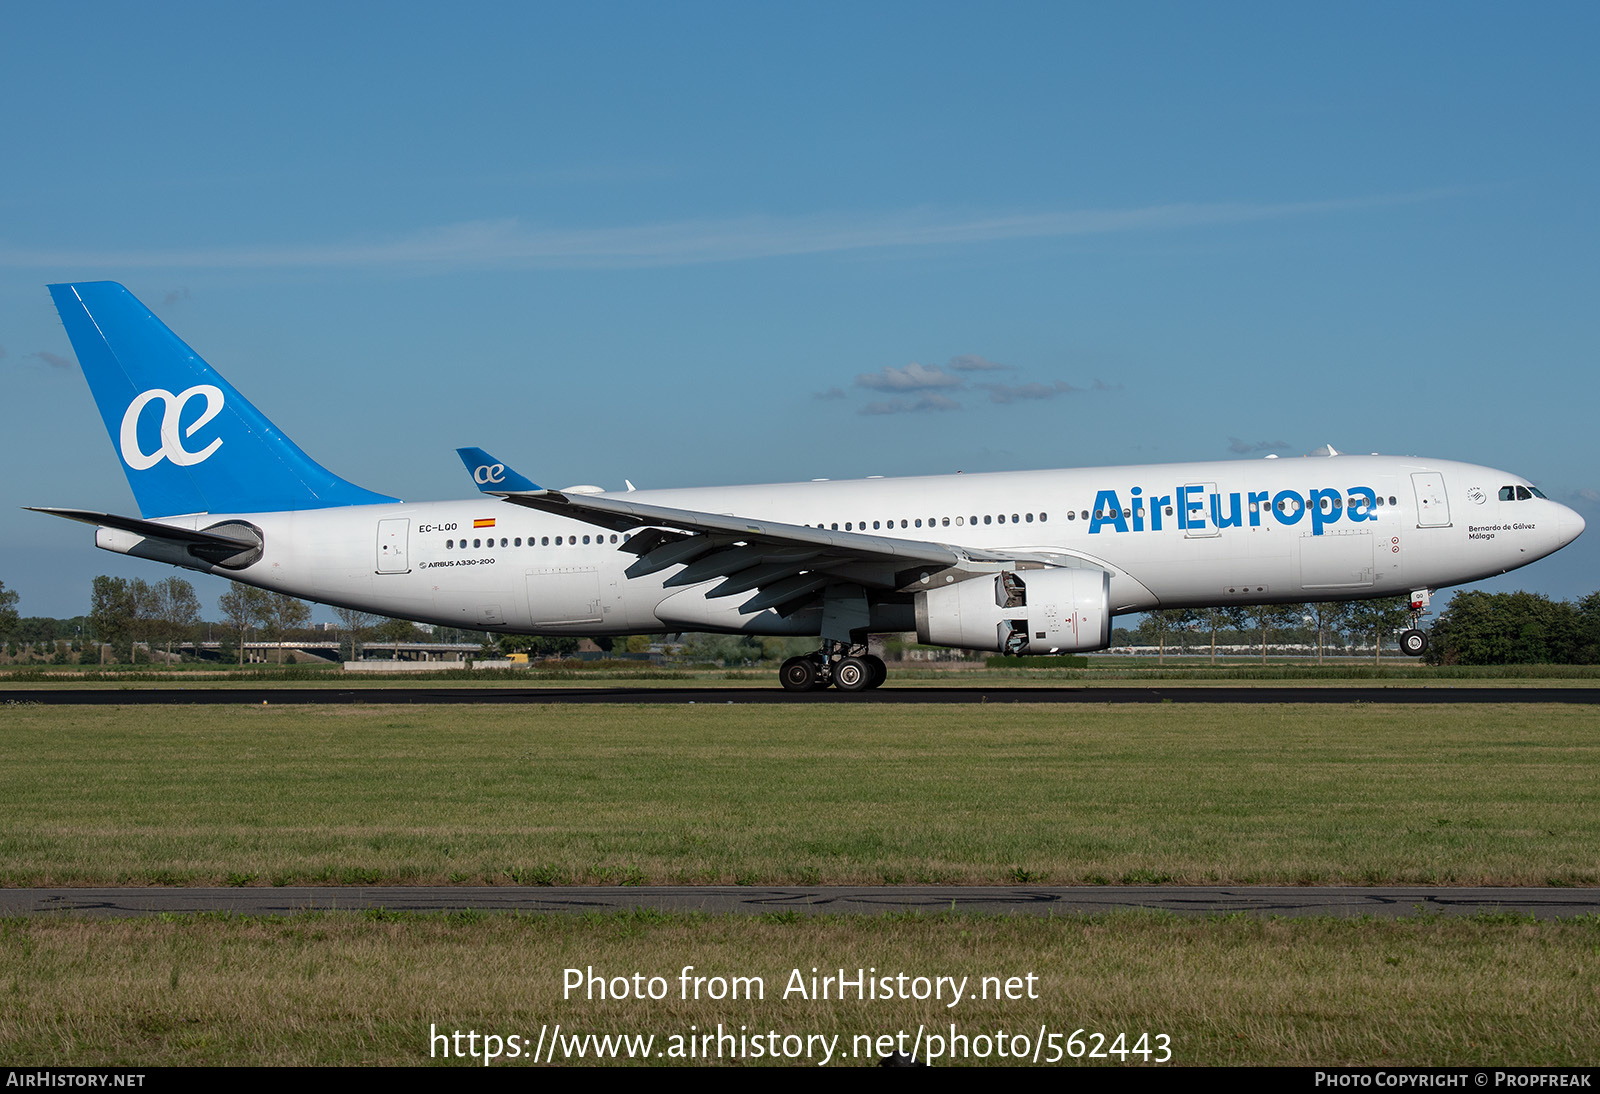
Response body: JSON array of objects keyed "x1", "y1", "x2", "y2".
[{"x1": 1500, "y1": 485, "x2": 1542, "y2": 501}]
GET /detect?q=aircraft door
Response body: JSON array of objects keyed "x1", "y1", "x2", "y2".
[
  {"x1": 1411, "y1": 473, "x2": 1452, "y2": 528},
  {"x1": 376, "y1": 519, "x2": 410, "y2": 573},
  {"x1": 1182, "y1": 483, "x2": 1221, "y2": 538}
]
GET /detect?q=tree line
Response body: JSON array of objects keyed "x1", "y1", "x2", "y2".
[
  {"x1": 3, "y1": 577, "x2": 1598, "y2": 668},
  {"x1": 1425, "y1": 590, "x2": 1600, "y2": 665},
  {"x1": 0, "y1": 577, "x2": 461, "y2": 666},
  {"x1": 1133, "y1": 590, "x2": 1600, "y2": 665},
  {"x1": 1130, "y1": 598, "x2": 1417, "y2": 664}
]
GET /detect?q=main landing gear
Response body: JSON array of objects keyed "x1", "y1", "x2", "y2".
[
  {"x1": 780, "y1": 640, "x2": 887, "y2": 692},
  {"x1": 1400, "y1": 588, "x2": 1432, "y2": 657}
]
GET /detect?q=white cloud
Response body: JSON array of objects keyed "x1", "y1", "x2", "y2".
[
  {"x1": 947, "y1": 354, "x2": 1013, "y2": 373},
  {"x1": 981, "y1": 380, "x2": 1080, "y2": 404},
  {"x1": 0, "y1": 194, "x2": 1434, "y2": 271},
  {"x1": 855, "y1": 362, "x2": 964, "y2": 392}
]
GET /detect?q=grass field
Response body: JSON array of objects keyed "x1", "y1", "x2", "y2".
[
  {"x1": 0, "y1": 702, "x2": 1594, "y2": 887},
  {"x1": 3, "y1": 911, "x2": 1597, "y2": 1066},
  {"x1": 4, "y1": 698, "x2": 1597, "y2": 1067}
]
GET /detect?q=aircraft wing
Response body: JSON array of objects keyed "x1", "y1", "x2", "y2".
[{"x1": 455, "y1": 448, "x2": 1060, "y2": 614}]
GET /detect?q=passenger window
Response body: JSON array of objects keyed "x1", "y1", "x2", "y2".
[
  {"x1": 446, "y1": 539, "x2": 453, "y2": 549},
  {"x1": 914, "y1": 519, "x2": 922, "y2": 528},
  {"x1": 541, "y1": 536, "x2": 549, "y2": 546},
  {"x1": 942, "y1": 517, "x2": 950, "y2": 526},
  {"x1": 473, "y1": 538, "x2": 481, "y2": 548},
  {"x1": 1040, "y1": 512, "x2": 1047, "y2": 522},
  {"x1": 984, "y1": 515, "x2": 993, "y2": 525},
  {"x1": 1025, "y1": 513, "x2": 1034, "y2": 522},
  {"x1": 956, "y1": 517, "x2": 964, "y2": 526}
]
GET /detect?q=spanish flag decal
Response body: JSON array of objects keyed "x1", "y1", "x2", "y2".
[{"x1": 473, "y1": 518, "x2": 496, "y2": 529}]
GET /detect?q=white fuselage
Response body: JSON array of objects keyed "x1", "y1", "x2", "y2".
[{"x1": 115, "y1": 453, "x2": 1585, "y2": 638}]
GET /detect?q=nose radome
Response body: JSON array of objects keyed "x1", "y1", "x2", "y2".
[{"x1": 1559, "y1": 505, "x2": 1586, "y2": 548}]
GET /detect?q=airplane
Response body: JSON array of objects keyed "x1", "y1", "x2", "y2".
[{"x1": 31, "y1": 281, "x2": 1586, "y2": 690}]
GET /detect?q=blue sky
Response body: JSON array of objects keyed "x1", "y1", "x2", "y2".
[{"x1": 2, "y1": 2, "x2": 1596, "y2": 619}]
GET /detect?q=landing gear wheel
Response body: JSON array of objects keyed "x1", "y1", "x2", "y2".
[
  {"x1": 833, "y1": 656, "x2": 872, "y2": 692},
  {"x1": 1400, "y1": 629, "x2": 1428, "y2": 657},
  {"x1": 863, "y1": 654, "x2": 887, "y2": 689},
  {"x1": 780, "y1": 655, "x2": 822, "y2": 692}
]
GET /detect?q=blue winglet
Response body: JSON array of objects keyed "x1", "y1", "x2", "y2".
[{"x1": 456, "y1": 448, "x2": 542, "y2": 492}]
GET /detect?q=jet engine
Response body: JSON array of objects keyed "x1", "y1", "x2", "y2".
[{"x1": 914, "y1": 567, "x2": 1112, "y2": 655}]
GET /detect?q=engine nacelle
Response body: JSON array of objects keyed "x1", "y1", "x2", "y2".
[{"x1": 914, "y1": 568, "x2": 1112, "y2": 655}]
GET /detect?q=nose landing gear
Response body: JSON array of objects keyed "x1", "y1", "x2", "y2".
[{"x1": 1400, "y1": 588, "x2": 1432, "y2": 657}]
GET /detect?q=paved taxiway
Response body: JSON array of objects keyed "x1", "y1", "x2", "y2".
[
  {"x1": 2, "y1": 687, "x2": 1597, "y2": 705},
  {"x1": 6, "y1": 886, "x2": 1598, "y2": 919}
]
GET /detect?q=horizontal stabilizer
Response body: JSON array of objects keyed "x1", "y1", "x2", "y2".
[
  {"x1": 27, "y1": 507, "x2": 258, "y2": 548},
  {"x1": 27, "y1": 507, "x2": 264, "y2": 570}
]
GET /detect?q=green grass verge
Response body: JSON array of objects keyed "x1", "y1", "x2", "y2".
[
  {"x1": 0, "y1": 703, "x2": 1595, "y2": 886},
  {"x1": 1, "y1": 911, "x2": 1596, "y2": 1066}
]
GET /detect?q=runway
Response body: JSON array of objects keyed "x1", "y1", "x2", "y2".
[
  {"x1": 2, "y1": 686, "x2": 1597, "y2": 705},
  {"x1": 6, "y1": 886, "x2": 1598, "y2": 919}
]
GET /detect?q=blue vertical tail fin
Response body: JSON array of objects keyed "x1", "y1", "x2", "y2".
[{"x1": 48, "y1": 282, "x2": 397, "y2": 518}]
